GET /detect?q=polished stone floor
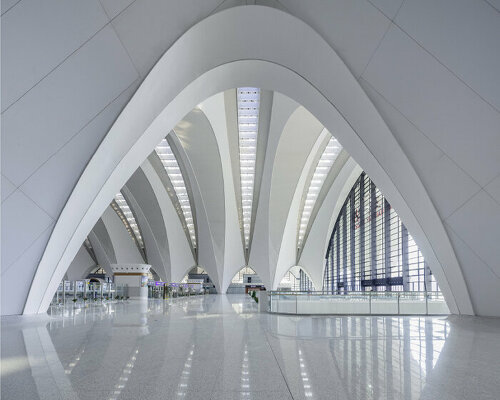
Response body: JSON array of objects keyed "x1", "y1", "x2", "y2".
[{"x1": 1, "y1": 295, "x2": 500, "y2": 400}]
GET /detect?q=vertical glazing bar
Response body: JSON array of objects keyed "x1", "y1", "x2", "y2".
[
  {"x1": 359, "y1": 174, "x2": 365, "y2": 291},
  {"x1": 402, "y1": 222, "x2": 409, "y2": 291},
  {"x1": 370, "y1": 182, "x2": 377, "y2": 291},
  {"x1": 350, "y1": 193, "x2": 356, "y2": 291},
  {"x1": 342, "y1": 206, "x2": 348, "y2": 293},
  {"x1": 329, "y1": 237, "x2": 334, "y2": 294},
  {"x1": 336, "y1": 230, "x2": 341, "y2": 294},
  {"x1": 384, "y1": 199, "x2": 391, "y2": 291}
]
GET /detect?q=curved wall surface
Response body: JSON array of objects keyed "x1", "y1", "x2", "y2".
[{"x1": 3, "y1": 4, "x2": 498, "y2": 315}]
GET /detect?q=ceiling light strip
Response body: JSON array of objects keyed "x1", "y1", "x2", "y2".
[
  {"x1": 155, "y1": 138, "x2": 197, "y2": 249},
  {"x1": 113, "y1": 192, "x2": 144, "y2": 249},
  {"x1": 298, "y1": 136, "x2": 342, "y2": 248},
  {"x1": 237, "y1": 87, "x2": 260, "y2": 250}
]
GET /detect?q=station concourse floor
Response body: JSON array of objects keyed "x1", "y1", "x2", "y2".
[{"x1": 1, "y1": 294, "x2": 499, "y2": 400}]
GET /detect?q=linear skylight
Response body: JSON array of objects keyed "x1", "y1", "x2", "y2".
[
  {"x1": 298, "y1": 136, "x2": 342, "y2": 248},
  {"x1": 237, "y1": 87, "x2": 260, "y2": 250},
  {"x1": 155, "y1": 138, "x2": 196, "y2": 250},
  {"x1": 113, "y1": 192, "x2": 144, "y2": 249}
]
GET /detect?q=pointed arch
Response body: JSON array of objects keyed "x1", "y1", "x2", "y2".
[{"x1": 25, "y1": 6, "x2": 471, "y2": 315}]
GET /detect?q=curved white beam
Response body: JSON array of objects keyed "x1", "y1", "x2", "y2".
[
  {"x1": 168, "y1": 133, "x2": 222, "y2": 292},
  {"x1": 100, "y1": 206, "x2": 144, "y2": 265},
  {"x1": 298, "y1": 158, "x2": 362, "y2": 290},
  {"x1": 88, "y1": 220, "x2": 115, "y2": 277},
  {"x1": 25, "y1": 6, "x2": 472, "y2": 315},
  {"x1": 140, "y1": 159, "x2": 194, "y2": 282},
  {"x1": 65, "y1": 245, "x2": 96, "y2": 281},
  {"x1": 197, "y1": 93, "x2": 246, "y2": 293},
  {"x1": 249, "y1": 92, "x2": 299, "y2": 289},
  {"x1": 272, "y1": 126, "x2": 327, "y2": 289},
  {"x1": 122, "y1": 171, "x2": 171, "y2": 282}
]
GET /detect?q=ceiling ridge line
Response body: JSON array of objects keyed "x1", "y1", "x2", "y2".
[
  {"x1": 13, "y1": 78, "x2": 140, "y2": 193},
  {"x1": 1, "y1": 21, "x2": 113, "y2": 116},
  {"x1": 389, "y1": 21, "x2": 500, "y2": 116},
  {"x1": 358, "y1": 76, "x2": 488, "y2": 192}
]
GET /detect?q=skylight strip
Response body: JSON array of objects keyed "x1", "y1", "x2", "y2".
[
  {"x1": 113, "y1": 192, "x2": 144, "y2": 249},
  {"x1": 155, "y1": 138, "x2": 197, "y2": 249},
  {"x1": 237, "y1": 87, "x2": 260, "y2": 249},
  {"x1": 298, "y1": 136, "x2": 342, "y2": 248}
]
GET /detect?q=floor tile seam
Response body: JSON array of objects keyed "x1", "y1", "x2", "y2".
[
  {"x1": 262, "y1": 325, "x2": 296, "y2": 400},
  {"x1": 206, "y1": 349, "x2": 225, "y2": 399}
]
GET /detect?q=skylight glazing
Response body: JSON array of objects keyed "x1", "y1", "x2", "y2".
[
  {"x1": 155, "y1": 138, "x2": 196, "y2": 249},
  {"x1": 237, "y1": 87, "x2": 261, "y2": 249},
  {"x1": 298, "y1": 136, "x2": 342, "y2": 248},
  {"x1": 113, "y1": 192, "x2": 144, "y2": 249}
]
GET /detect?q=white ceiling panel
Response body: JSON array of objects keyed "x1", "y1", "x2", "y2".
[
  {"x1": 363, "y1": 25, "x2": 500, "y2": 186},
  {"x1": 446, "y1": 190, "x2": 500, "y2": 271},
  {"x1": 1, "y1": 174, "x2": 16, "y2": 203},
  {"x1": 416, "y1": 154, "x2": 481, "y2": 220},
  {"x1": 360, "y1": 78, "x2": 481, "y2": 219},
  {"x1": 446, "y1": 225, "x2": 500, "y2": 317},
  {"x1": 1, "y1": 0, "x2": 20, "y2": 15},
  {"x1": 396, "y1": 0, "x2": 500, "y2": 111},
  {"x1": 0, "y1": 224, "x2": 53, "y2": 315},
  {"x1": 280, "y1": 0, "x2": 391, "y2": 77},
  {"x1": 1, "y1": 0, "x2": 108, "y2": 111},
  {"x1": 368, "y1": 0, "x2": 404, "y2": 19},
  {"x1": 1, "y1": 25, "x2": 138, "y2": 186},
  {"x1": 111, "y1": 0, "x2": 221, "y2": 76},
  {"x1": 485, "y1": 0, "x2": 500, "y2": 12},
  {"x1": 99, "y1": 0, "x2": 135, "y2": 19},
  {"x1": 485, "y1": 175, "x2": 500, "y2": 205},
  {"x1": 1, "y1": 190, "x2": 53, "y2": 269},
  {"x1": 20, "y1": 81, "x2": 139, "y2": 219}
]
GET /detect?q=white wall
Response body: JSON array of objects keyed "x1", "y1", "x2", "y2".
[{"x1": 7, "y1": 4, "x2": 498, "y2": 315}]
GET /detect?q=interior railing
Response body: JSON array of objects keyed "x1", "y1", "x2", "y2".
[{"x1": 268, "y1": 291, "x2": 449, "y2": 315}]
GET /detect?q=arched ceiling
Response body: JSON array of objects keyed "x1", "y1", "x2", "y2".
[{"x1": 2, "y1": 3, "x2": 499, "y2": 316}]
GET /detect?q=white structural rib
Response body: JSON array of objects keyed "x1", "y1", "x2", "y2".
[
  {"x1": 298, "y1": 136, "x2": 342, "y2": 249},
  {"x1": 237, "y1": 87, "x2": 261, "y2": 250},
  {"x1": 113, "y1": 192, "x2": 144, "y2": 249},
  {"x1": 155, "y1": 138, "x2": 197, "y2": 250}
]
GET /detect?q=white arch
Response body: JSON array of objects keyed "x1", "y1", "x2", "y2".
[
  {"x1": 24, "y1": 6, "x2": 472, "y2": 314},
  {"x1": 299, "y1": 158, "x2": 363, "y2": 290}
]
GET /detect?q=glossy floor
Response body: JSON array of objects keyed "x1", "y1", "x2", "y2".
[{"x1": 1, "y1": 295, "x2": 500, "y2": 400}]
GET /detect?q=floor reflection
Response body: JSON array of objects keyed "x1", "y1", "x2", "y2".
[{"x1": 1, "y1": 295, "x2": 499, "y2": 400}]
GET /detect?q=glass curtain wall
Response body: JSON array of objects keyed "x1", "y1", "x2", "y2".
[
  {"x1": 299, "y1": 269, "x2": 314, "y2": 292},
  {"x1": 323, "y1": 172, "x2": 439, "y2": 293}
]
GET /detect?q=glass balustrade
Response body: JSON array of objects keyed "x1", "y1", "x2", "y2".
[{"x1": 268, "y1": 291, "x2": 448, "y2": 315}]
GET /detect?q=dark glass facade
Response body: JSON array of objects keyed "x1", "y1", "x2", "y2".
[
  {"x1": 323, "y1": 173, "x2": 439, "y2": 293},
  {"x1": 299, "y1": 269, "x2": 314, "y2": 292}
]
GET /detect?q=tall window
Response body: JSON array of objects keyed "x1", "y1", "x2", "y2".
[
  {"x1": 299, "y1": 269, "x2": 314, "y2": 292},
  {"x1": 323, "y1": 173, "x2": 439, "y2": 293}
]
